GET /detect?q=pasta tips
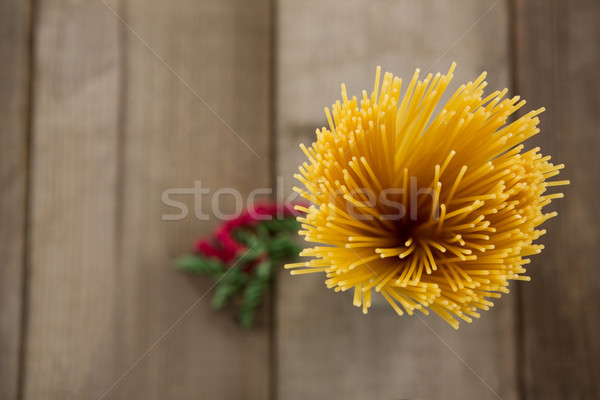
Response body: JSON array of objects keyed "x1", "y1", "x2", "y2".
[{"x1": 285, "y1": 64, "x2": 568, "y2": 328}]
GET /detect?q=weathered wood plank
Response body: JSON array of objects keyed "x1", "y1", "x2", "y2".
[
  {"x1": 514, "y1": 0, "x2": 600, "y2": 398},
  {"x1": 22, "y1": 0, "x2": 122, "y2": 398},
  {"x1": 101, "y1": 0, "x2": 273, "y2": 398},
  {"x1": 275, "y1": 1, "x2": 517, "y2": 399},
  {"x1": 0, "y1": 0, "x2": 31, "y2": 398},
  {"x1": 23, "y1": 0, "x2": 273, "y2": 398}
]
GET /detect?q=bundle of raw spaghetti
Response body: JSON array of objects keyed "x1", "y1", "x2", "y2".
[{"x1": 285, "y1": 63, "x2": 568, "y2": 328}]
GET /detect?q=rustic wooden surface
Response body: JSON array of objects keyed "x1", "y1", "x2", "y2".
[
  {"x1": 111, "y1": 0, "x2": 272, "y2": 398},
  {"x1": 0, "y1": 0, "x2": 598, "y2": 398},
  {"x1": 0, "y1": 0, "x2": 31, "y2": 398},
  {"x1": 20, "y1": 0, "x2": 272, "y2": 399},
  {"x1": 514, "y1": 0, "x2": 600, "y2": 399},
  {"x1": 275, "y1": 1, "x2": 517, "y2": 399},
  {"x1": 23, "y1": 0, "x2": 123, "y2": 397}
]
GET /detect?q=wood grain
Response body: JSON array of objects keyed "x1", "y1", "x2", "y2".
[
  {"x1": 22, "y1": 0, "x2": 122, "y2": 397},
  {"x1": 22, "y1": 0, "x2": 273, "y2": 398},
  {"x1": 108, "y1": 0, "x2": 272, "y2": 398},
  {"x1": 514, "y1": 0, "x2": 600, "y2": 398},
  {"x1": 275, "y1": 1, "x2": 518, "y2": 399},
  {"x1": 7, "y1": 0, "x2": 599, "y2": 397},
  {"x1": 0, "y1": 0, "x2": 31, "y2": 398}
]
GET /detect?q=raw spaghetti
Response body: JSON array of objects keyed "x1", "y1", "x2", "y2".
[{"x1": 285, "y1": 63, "x2": 568, "y2": 328}]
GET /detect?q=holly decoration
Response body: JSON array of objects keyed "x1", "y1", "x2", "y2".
[{"x1": 176, "y1": 203, "x2": 302, "y2": 327}]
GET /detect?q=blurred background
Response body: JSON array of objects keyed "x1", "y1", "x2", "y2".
[{"x1": 1, "y1": 0, "x2": 598, "y2": 399}]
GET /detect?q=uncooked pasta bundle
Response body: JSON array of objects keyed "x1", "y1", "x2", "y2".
[{"x1": 286, "y1": 64, "x2": 568, "y2": 328}]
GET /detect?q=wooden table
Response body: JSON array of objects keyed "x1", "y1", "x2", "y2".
[{"x1": 1, "y1": 0, "x2": 598, "y2": 398}]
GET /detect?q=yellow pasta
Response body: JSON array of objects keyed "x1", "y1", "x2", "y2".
[{"x1": 286, "y1": 64, "x2": 568, "y2": 328}]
